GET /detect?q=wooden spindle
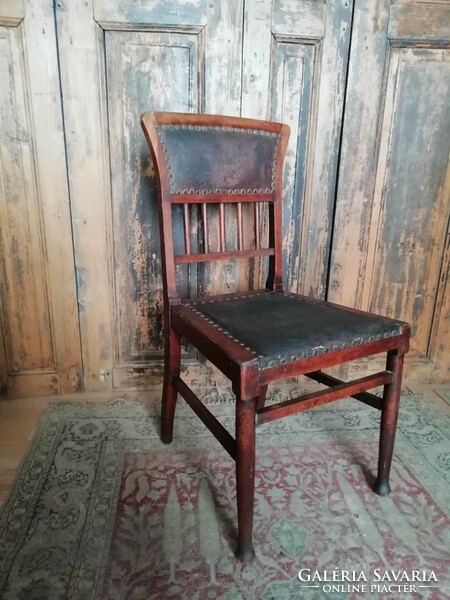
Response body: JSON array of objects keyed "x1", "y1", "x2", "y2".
[
  {"x1": 184, "y1": 203, "x2": 191, "y2": 254},
  {"x1": 219, "y1": 202, "x2": 225, "y2": 252},
  {"x1": 202, "y1": 203, "x2": 208, "y2": 253},
  {"x1": 254, "y1": 203, "x2": 260, "y2": 248},
  {"x1": 237, "y1": 202, "x2": 243, "y2": 250}
]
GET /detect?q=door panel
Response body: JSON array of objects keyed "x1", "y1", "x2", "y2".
[
  {"x1": 0, "y1": 0, "x2": 81, "y2": 397},
  {"x1": 242, "y1": 0, "x2": 353, "y2": 297},
  {"x1": 367, "y1": 49, "x2": 450, "y2": 356},
  {"x1": 329, "y1": 0, "x2": 450, "y2": 381},
  {"x1": 57, "y1": 0, "x2": 243, "y2": 390},
  {"x1": 106, "y1": 30, "x2": 201, "y2": 369}
]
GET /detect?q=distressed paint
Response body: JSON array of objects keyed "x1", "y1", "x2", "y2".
[
  {"x1": 94, "y1": 0, "x2": 207, "y2": 28},
  {"x1": 24, "y1": 0, "x2": 82, "y2": 394},
  {"x1": 59, "y1": 0, "x2": 245, "y2": 390},
  {"x1": 367, "y1": 50, "x2": 450, "y2": 357},
  {"x1": 388, "y1": 2, "x2": 450, "y2": 43},
  {"x1": 272, "y1": 0, "x2": 326, "y2": 39},
  {"x1": 329, "y1": 0, "x2": 392, "y2": 306},
  {"x1": 56, "y1": 0, "x2": 116, "y2": 390},
  {"x1": 270, "y1": 42, "x2": 312, "y2": 292},
  {"x1": 50, "y1": 0, "x2": 450, "y2": 392},
  {"x1": 242, "y1": 0, "x2": 352, "y2": 297},
  {"x1": 296, "y1": 0, "x2": 353, "y2": 298},
  {"x1": 0, "y1": 0, "x2": 82, "y2": 397},
  {"x1": 105, "y1": 30, "x2": 200, "y2": 364},
  {"x1": 329, "y1": 0, "x2": 450, "y2": 382},
  {"x1": 0, "y1": 25, "x2": 53, "y2": 372}
]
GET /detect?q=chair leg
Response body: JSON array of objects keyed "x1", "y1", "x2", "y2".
[
  {"x1": 257, "y1": 384, "x2": 269, "y2": 410},
  {"x1": 235, "y1": 396, "x2": 257, "y2": 562},
  {"x1": 161, "y1": 327, "x2": 181, "y2": 444},
  {"x1": 373, "y1": 349, "x2": 405, "y2": 496}
]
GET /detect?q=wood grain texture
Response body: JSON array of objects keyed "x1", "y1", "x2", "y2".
[
  {"x1": 329, "y1": 0, "x2": 450, "y2": 382},
  {"x1": 296, "y1": 0, "x2": 353, "y2": 298},
  {"x1": 241, "y1": 0, "x2": 273, "y2": 290},
  {"x1": 243, "y1": 0, "x2": 352, "y2": 297},
  {"x1": 0, "y1": 0, "x2": 82, "y2": 397},
  {"x1": 60, "y1": 1, "x2": 244, "y2": 390},
  {"x1": 56, "y1": 0, "x2": 114, "y2": 391},
  {"x1": 0, "y1": 0, "x2": 444, "y2": 395},
  {"x1": 257, "y1": 371, "x2": 391, "y2": 424},
  {"x1": 329, "y1": 0, "x2": 392, "y2": 307},
  {"x1": 175, "y1": 249, "x2": 275, "y2": 264},
  {"x1": 106, "y1": 29, "x2": 201, "y2": 369},
  {"x1": 0, "y1": 317, "x2": 6, "y2": 395},
  {"x1": 271, "y1": 42, "x2": 311, "y2": 292},
  {"x1": 24, "y1": 0, "x2": 82, "y2": 394},
  {"x1": 365, "y1": 49, "x2": 450, "y2": 357},
  {"x1": 0, "y1": 25, "x2": 52, "y2": 373}
]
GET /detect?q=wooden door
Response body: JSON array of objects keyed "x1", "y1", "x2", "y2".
[
  {"x1": 242, "y1": 0, "x2": 352, "y2": 298},
  {"x1": 56, "y1": 0, "x2": 244, "y2": 391},
  {"x1": 56, "y1": 0, "x2": 353, "y2": 392},
  {"x1": 0, "y1": 0, "x2": 82, "y2": 398},
  {"x1": 329, "y1": 0, "x2": 450, "y2": 382}
]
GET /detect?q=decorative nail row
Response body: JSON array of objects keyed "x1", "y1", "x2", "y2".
[
  {"x1": 189, "y1": 305, "x2": 257, "y2": 355},
  {"x1": 172, "y1": 188, "x2": 272, "y2": 195},
  {"x1": 191, "y1": 292, "x2": 266, "y2": 305},
  {"x1": 159, "y1": 124, "x2": 279, "y2": 136}
]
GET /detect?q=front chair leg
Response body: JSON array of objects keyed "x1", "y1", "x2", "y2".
[
  {"x1": 257, "y1": 385, "x2": 269, "y2": 410},
  {"x1": 235, "y1": 396, "x2": 257, "y2": 562},
  {"x1": 373, "y1": 349, "x2": 405, "y2": 496},
  {"x1": 161, "y1": 327, "x2": 181, "y2": 444}
]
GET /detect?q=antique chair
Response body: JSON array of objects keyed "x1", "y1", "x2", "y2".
[{"x1": 140, "y1": 112, "x2": 410, "y2": 562}]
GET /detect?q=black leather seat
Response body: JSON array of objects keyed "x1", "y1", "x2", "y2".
[{"x1": 187, "y1": 291, "x2": 405, "y2": 369}]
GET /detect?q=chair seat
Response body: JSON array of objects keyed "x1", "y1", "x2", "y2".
[{"x1": 185, "y1": 291, "x2": 406, "y2": 368}]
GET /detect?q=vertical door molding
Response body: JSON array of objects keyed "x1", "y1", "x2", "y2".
[
  {"x1": 0, "y1": 0, "x2": 82, "y2": 397},
  {"x1": 242, "y1": 0, "x2": 353, "y2": 297},
  {"x1": 329, "y1": 0, "x2": 450, "y2": 381},
  {"x1": 328, "y1": 0, "x2": 392, "y2": 308},
  {"x1": 55, "y1": 0, "x2": 115, "y2": 391}
]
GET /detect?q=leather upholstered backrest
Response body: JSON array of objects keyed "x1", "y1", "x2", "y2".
[
  {"x1": 141, "y1": 112, "x2": 290, "y2": 302},
  {"x1": 156, "y1": 124, "x2": 280, "y2": 196}
]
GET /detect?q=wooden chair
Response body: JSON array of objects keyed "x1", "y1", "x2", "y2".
[{"x1": 140, "y1": 112, "x2": 410, "y2": 562}]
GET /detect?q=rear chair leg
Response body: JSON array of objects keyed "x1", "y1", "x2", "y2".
[
  {"x1": 161, "y1": 328, "x2": 181, "y2": 444},
  {"x1": 235, "y1": 396, "x2": 257, "y2": 562},
  {"x1": 373, "y1": 349, "x2": 405, "y2": 496}
]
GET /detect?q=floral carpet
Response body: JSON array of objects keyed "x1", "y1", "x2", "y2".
[{"x1": 0, "y1": 394, "x2": 450, "y2": 599}]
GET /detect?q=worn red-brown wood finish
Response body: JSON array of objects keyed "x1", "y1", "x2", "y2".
[{"x1": 141, "y1": 111, "x2": 410, "y2": 562}]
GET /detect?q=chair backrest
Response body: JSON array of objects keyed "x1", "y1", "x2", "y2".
[{"x1": 141, "y1": 112, "x2": 290, "y2": 303}]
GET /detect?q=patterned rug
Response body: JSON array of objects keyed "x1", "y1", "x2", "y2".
[{"x1": 1, "y1": 394, "x2": 450, "y2": 599}]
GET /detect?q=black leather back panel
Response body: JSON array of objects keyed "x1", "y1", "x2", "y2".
[{"x1": 157, "y1": 125, "x2": 280, "y2": 195}]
